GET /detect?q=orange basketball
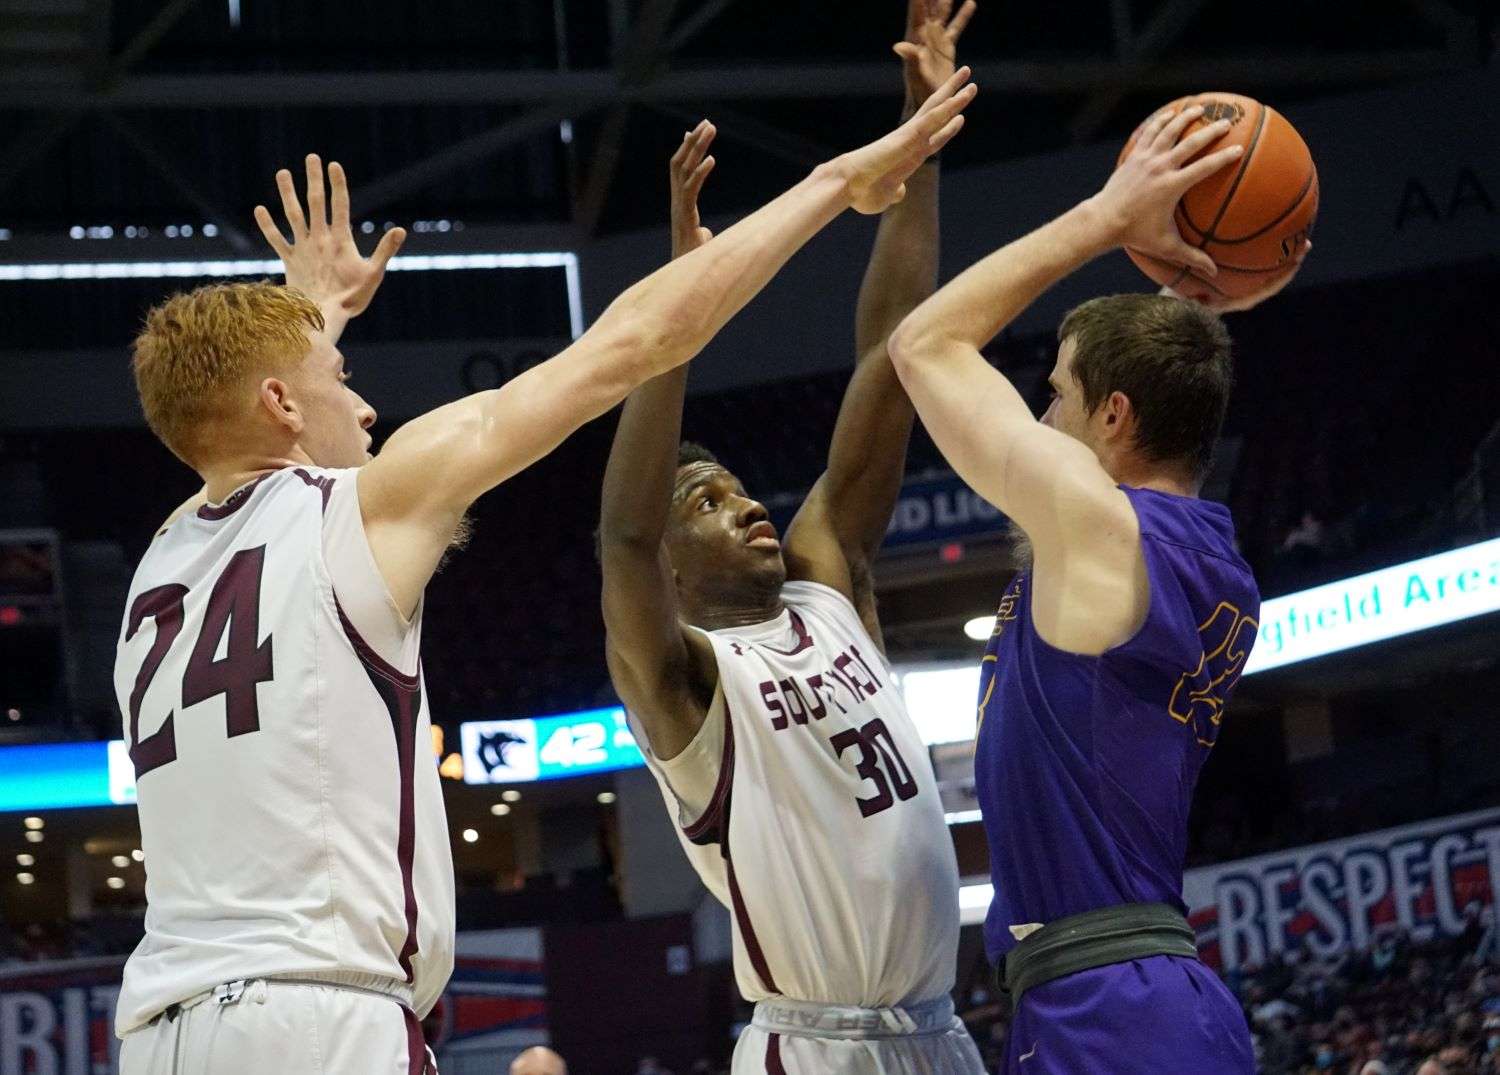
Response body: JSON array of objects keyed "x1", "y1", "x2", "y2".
[{"x1": 1116, "y1": 92, "x2": 1318, "y2": 302}]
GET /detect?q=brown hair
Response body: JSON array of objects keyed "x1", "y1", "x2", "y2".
[
  {"x1": 132, "y1": 282, "x2": 323, "y2": 465},
  {"x1": 1058, "y1": 293, "x2": 1232, "y2": 480}
]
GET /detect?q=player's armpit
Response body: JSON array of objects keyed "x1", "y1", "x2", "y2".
[
  {"x1": 605, "y1": 626, "x2": 718, "y2": 762},
  {"x1": 1005, "y1": 433, "x2": 1149, "y2": 655},
  {"x1": 781, "y1": 478, "x2": 889, "y2": 646}
]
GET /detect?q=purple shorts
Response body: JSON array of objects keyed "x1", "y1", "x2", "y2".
[{"x1": 1001, "y1": 955, "x2": 1253, "y2": 1075}]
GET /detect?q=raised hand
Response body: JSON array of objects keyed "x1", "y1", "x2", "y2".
[
  {"x1": 1088, "y1": 106, "x2": 1243, "y2": 279},
  {"x1": 253, "y1": 154, "x2": 405, "y2": 322},
  {"x1": 894, "y1": 0, "x2": 976, "y2": 109},
  {"x1": 670, "y1": 121, "x2": 717, "y2": 260},
  {"x1": 839, "y1": 66, "x2": 977, "y2": 215}
]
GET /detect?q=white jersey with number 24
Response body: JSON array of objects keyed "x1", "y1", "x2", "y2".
[{"x1": 112, "y1": 467, "x2": 454, "y2": 1035}]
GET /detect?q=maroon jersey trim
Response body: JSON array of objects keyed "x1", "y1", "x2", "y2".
[
  {"x1": 402, "y1": 1005, "x2": 430, "y2": 1075},
  {"x1": 336, "y1": 596, "x2": 419, "y2": 692},
  {"x1": 196, "y1": 472, "x2": 274, "y2": 520},
  {"x1": 765, "y1": 1032, "x2": 788, "y2": 1074},
  {"x1": 683, "y1": 700, "x2": 736, "y2": 846},
  {"x1": 291, "y1": 467, "x2": 335, "y2": 513},
  {"x1": 336, "y1": 595, "x2": 422, "y2": 983},
  {"x1": 725, "y1": 842, "x2": 780, "y2": 996},
  {"x1": 758, "y1": 608, "x2": 813, "y2": 658}
]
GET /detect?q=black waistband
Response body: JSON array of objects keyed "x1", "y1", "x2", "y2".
[{"x1": 997, "y1": 902, "x2": 1200, "y2": 1007}]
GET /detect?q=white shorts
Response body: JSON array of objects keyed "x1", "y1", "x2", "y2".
[
  {"x1": 118, "y1": 976, "x2": 435, "y2": 1075},
  {"x1": 731, "y1": 996, "x2": 986, "y2": 1075}
]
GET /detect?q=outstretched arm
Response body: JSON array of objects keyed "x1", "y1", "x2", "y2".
[
  {"x1": 254, "y1": 155, "x2": 405, "y2": 345},
  {"x1": 358, "y1": 71, "x2": 977, "y2": 619},
  {"x1": 599, "y1": 123, "x2": 721, "y2": 759},
  {"x1": 890, "y1": 105, "x2": 1239, "y2": 543},
  {"x1": 783, "y1": 0, "x2": 975, "y2": 645}
]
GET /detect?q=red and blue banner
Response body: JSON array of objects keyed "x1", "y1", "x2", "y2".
[
  {"x1": 1185, "y1": 807, "x2": 1500, "y2": 972},
  {"x1": 0, "y1": 928, "x2": 548, "y2": 1075}
]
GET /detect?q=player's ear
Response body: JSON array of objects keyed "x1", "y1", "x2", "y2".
[
  {"x1": 1102, "y1": 389, "x2": 1132, "y2": 435},
  {"x1": 258, "y1": 376, "x2": 303, "y2": 435}
]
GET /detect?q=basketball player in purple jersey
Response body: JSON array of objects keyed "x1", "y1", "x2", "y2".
[
  {"x1": 888, "y1": 107, "x2": 1305, "y2": 1073},
  {"x1": 599, "y1": 5, "x2": 984, "y2": 1072},
  {"x1": 112, "y1": 98, "x2": 972, "y2": 1073}
]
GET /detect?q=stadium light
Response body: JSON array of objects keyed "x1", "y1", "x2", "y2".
[{"x1": 0, "y1": 251, "x2": 586, "y2": 339}]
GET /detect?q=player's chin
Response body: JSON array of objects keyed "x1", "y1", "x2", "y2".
[{"x1": 749, "y1": 550, "x2": 788, "y2": 587}]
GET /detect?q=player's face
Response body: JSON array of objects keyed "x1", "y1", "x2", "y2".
[
  {"x1": 665, "y1": 463, "x2": 786, "y2": 597},
  {"x1": 1040, "y1": 336, "x2": 1101, "y2": 456},
  {"x1": 287, "y1": 329, "x2": 377, "y2": 467}
]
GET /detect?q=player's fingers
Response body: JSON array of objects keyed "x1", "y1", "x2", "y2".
[
  {"x1": 329, "y1": 161, "x2": 351, "y2": 231},
  {"x1": 681, "y1": 128, "x2": 713, "y2": 177},
  {"x1": 670, "y1": 129, "x2": 695, "y2": 170},
  {"x1": 893, "y1": 41, "x2": 919, "y2": 64},
  {"x1": 1169, "y1": 119, "x2": 1232, "y2": 165},
  {"x1": 686, "y1": 155, "x2": 715, "y2": 196},
  {"x1": 304, "y1": 154, "x2": 327, "y2": 234},
  {"x1": 1135, "y1": 107, "x2": 1180, "y2": 156},
  {"x1": 1177, "y1": 143, "x2": 1245, "y2": 188},
  {"x1": 678, "y1": 121, "x2": 712, "y2": 169},
  {"x1": 253, "y1": 205, "x2": 292, "y2": 259},
  {"x1": 914, "y1": 65, "x2": 970, "y2": 117},
  {"x1": 925, "y1": 79, "x2": 977, "y2": 131},
  {"x1": 948, "y1": 0, "x2": 976, "y2": 39},
  {"x1": 1151, "y1": 104, "x2": 1204, "y2": 153},
  {"x1": 369, "y1": 227, "x2": 405, "y2": 275},
  {"x1": 1174, "y1": 242, "x2": 1218, "y2": 278},
  {"x1": 275, "y1": 169, "x2": 307, "y2": 237},
  {"x1": 927, "y1": 112, "x2": 965, "y2": 154}
]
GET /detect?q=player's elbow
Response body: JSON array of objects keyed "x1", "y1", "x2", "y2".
[{"x1": 888, "y1": 314, "x2": 944, "y2": 384}]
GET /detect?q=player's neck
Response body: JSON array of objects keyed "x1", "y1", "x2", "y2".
[
  {"x1": 686, "y1": 589, "x2": 786, "y2": 632},
  {"x1": 199, "y1": 448, "x2": 317, "y2": 504},
  {"x1": 1110, "y1": 455, "x2": 1198, "y2": 499}
]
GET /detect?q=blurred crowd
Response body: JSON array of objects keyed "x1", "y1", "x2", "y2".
[{"x1": 953, "y1": 918, "x2": 1500, "y2": 1075}]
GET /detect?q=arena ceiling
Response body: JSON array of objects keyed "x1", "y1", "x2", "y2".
[{"x1": 0, "y1": 0, "x2": 1490, "y2": 247}]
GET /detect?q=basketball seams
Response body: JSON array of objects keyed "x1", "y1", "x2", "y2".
[
  {"x1": 1122, "y1": 94, "x2": 1313, "y2": 298},
  {"x1": 1210, "y1": 166, "x2": 1316, "y2": 246},
  {"x1": 1197, "y1": 100, "x2": 1266, "y2": 245}
]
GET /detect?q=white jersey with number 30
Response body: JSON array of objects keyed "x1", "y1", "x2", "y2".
[
  {"x1": 631, "y1": 581, "x2": 960, "y2": 1008},
  {"x1": 112, "y1": 466, "x2": 454, "y2": 1035}
]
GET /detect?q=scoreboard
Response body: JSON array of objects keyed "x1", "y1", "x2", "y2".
[{"x1": 459, "y1": 707, "x2": 645, "y2": 784}]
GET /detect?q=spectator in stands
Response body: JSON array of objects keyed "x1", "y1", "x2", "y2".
[{"x1": 510, "y1": 1046, "x2": 567, "y2": 1075}]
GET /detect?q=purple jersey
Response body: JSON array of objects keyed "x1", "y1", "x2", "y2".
[{"x1": 975, "y1": 485, "x2": 1260, "y2": 963}]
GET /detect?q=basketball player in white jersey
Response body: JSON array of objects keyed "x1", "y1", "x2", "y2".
[
  {"x1": 113, "y1": 78, "x2": 977, "y2": 1075},
  {"x1": 598, "y1": 5, "x2": 984, "y2": 1072}
]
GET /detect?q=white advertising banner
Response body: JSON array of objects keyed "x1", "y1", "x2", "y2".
[{"x1": 1184, "y1": 807, "x2": 1500, "y2": 973}]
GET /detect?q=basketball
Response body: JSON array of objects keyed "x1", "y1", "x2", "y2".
[{"x1": 1116, "y1": 92, "x2": 1318, "y2": 301}]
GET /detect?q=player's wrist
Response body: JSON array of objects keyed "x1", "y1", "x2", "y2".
[{"x1": 1073, "y1": 195, "x2": 1129, "y2": 250}]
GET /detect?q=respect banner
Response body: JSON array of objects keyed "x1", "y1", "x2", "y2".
[{"x1": 1185, "y1": 807, "x2": 1500, "y2": 972}]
